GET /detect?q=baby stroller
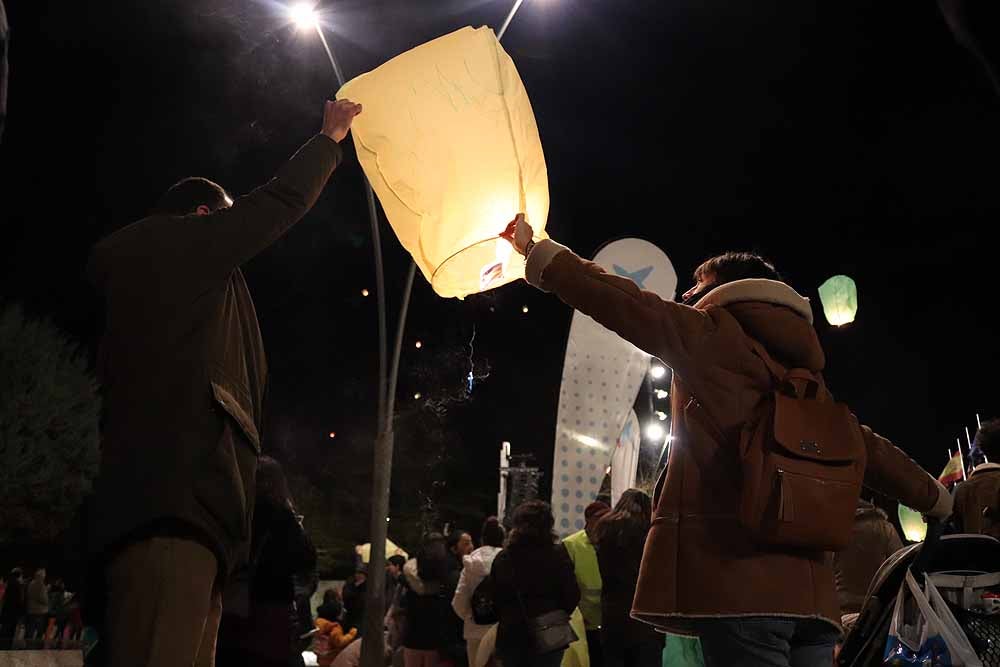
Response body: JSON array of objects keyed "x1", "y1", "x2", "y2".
[{"x1": 838, "y1": 520, "x2": 1000, "y2": 666}]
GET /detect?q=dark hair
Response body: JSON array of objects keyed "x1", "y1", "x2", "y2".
[
  {"x1": 974, "y1": 419, "x2": 1000, "y2": 461},
  {"x1": 594, "y1": 488, "x2": 652, "y2": 547},
  {"x1": 416, "y1": 533, "x2": 449, "y2": 583},
  {"x1": 507, "y1": 500, "x2": 557, "y2": 547},
  {"x1": 584, "y1": 501, "x2": 611, "y2": 541},
  {"x1": 480, "y1": 516, "x2": 506, "y2": 548},
  {"x1": 323, "y1": 588, "x2": 341, "y2": 603},
  {"x1": 694, "y1": 251, "x2": 781, "y2": 286},
  {"x1": 387, "y1": 555, "x2": 406, "y2": 569},
  {"x1": 153, "y1": 177, "x2": 231, "y2": 216},
  {"x1": 446, "y1": 529, "x2": 471, "y2": 552},
  {"x1": 257, "y1": 455, "x2": 296, "y2": 512}
]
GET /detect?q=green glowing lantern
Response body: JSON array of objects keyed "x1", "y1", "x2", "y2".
[
  {"x1": 898, "y1": 504, "x2": 927, "y2": 543},
  {"x1": 818, "y1": 275, "x2": 858, "y2": 326}
]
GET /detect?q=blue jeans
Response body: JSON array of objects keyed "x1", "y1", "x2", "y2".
[{"x1": 692, "y1": 617, "x2": 839, "y2": 667}]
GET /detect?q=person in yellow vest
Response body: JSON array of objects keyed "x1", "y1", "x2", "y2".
[{"x1": 562, "y1": 502, "x2": 610, "y2": 667}]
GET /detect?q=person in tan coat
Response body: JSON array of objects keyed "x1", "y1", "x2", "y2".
[
  {"x1": 953, "y1": 418, "x2": 1000, "y2": 538},
  {"x1": 88, "y1": 98, "x2": 361, "y2": 667},
  {"x1": 501, "y1": 215, "x2": 952, "y2": 667},
  {"x1": 832, "y1": 498, "x2": 903, "y2": 620}
]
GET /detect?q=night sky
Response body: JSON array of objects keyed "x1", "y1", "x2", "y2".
[{"x1": 3, "y1": 0, "x2": 998, "y2": 556}]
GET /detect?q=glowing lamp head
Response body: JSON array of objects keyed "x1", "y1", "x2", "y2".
[
  {"x1": 645, "y1": 422, "x2": 666, "y2": 442},
  {"x1": 289, "y1": 3, "x2": 318, "y2": 30}
]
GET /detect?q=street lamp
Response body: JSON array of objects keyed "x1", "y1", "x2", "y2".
[
  {"x1": 290, "y1": 4, "x2": 539, "y2": 667},
  {"x1": 288, "y1": 3, "x2": 318, "y2": 30},
  {"x1": 645, "y1": 422, "x2": 665, "y2": 442}
]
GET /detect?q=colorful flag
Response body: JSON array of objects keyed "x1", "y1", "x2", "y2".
[{"x1": 939, "y1": 450, "x2": 964, "y2": 486}]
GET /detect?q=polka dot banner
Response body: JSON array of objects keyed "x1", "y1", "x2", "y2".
[{"x1": 550, "y1": 239, "x2": 677, "y2": 536}]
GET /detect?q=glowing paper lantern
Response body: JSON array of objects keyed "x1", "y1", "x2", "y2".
[
  {"x1": 898, "y1": 504, "x2": 927, "y2": 543},
  {"x1": 818, "y1": 275, "x2": 859, "y2": 326},
  {"x1": 338, "y1": 26, "x2": 549, "y2": 298}
]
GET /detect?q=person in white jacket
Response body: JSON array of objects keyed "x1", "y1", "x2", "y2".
[{"x1": 452, "y1": 517, "x2": 506, "y2": 667}]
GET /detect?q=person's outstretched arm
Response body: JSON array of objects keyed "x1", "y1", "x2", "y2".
[
  {"x1": 171, "y1": 99, "x2": 362, "y2": 282},
  {"x1": 501, "y1": 215, "x2": 715, "y2": 381},
  {"x1": 859, "y1": 423, "x2": 952, "y2": 520}
]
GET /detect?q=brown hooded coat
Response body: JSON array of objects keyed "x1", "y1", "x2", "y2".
[{"x1": 525, "y1": 241, "x2": 943, "y2": 633}]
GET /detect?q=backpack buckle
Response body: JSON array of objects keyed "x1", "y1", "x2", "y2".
[{"x1": 799, "y1": 440, "x2": 821, "y2": 454}]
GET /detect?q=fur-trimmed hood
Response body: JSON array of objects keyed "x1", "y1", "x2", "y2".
[{"x1": 696, "y1": 279, "x2": 825, "y2": 372}]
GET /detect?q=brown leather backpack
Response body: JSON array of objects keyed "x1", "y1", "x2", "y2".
[{"x1": 738, "y1": 339, "x2": 867, "y2": 551}]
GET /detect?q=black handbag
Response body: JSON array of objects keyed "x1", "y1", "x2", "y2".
[
  {"x1": 471, "y1": 576, "x2": 498, "y2": 625},
  {"x1": 512, "y1": 560, "x2": 577, "y2": 655}
]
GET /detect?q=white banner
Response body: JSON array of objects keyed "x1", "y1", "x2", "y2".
[
  {"x1": 610, "y1": 410, "x2": 641, "y2": 508},
  {"x1": 551, "y1": 239, "x2": 677, "y2": 535}
]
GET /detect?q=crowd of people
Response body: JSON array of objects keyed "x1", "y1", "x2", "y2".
[{"x1": 0, "y1": 566, "x2": 85, "y2": 650}]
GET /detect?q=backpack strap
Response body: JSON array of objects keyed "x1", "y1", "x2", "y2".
[{"x1": 746, "y1": 338, "x2": 821, "y2": 400}]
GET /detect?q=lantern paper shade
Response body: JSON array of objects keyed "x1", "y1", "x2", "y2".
[
  {"x1": 898, "y1": 503, "x2": 927, "y2": 542},
  {"x1": 818, "y1": 275, "x2": 858, "y2": 326},
  {"x1": 337, "y1": 26, "x2": 549, "y2": 298}
]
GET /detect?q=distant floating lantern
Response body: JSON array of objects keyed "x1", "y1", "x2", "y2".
[
  {"x1": 898, "y1": 504, "x2": 927, "y2": 542},
  {"x1": 415, "y1": 341, "x2": 422, "y2": 349},
  {"x1": 522, "y1": 306, "x2": 529, "y2": 314},
  {"x1": 338, "y1": 26, "x2": 549, "y2": 298},
  {"x1": 413, "y1": 392, "x2": 421, "y2": 400},
  {"x1": 328, "y1": 432, "x2": 336, "y2": 439},
  {"x1": 818, "y1": 275, "x2": 858, "y2": 326},
  {"x1": 361, "y1": 288, "x2": 370, "y2": 297}
]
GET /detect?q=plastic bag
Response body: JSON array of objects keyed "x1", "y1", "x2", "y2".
[{"x1": 883, "y1": 569, "x2": 983, "y2": 666}]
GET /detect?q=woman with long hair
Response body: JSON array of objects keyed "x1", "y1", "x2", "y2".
[
  {"x1": 594, "y1": 489, "x2": 662, "y2": 667},
  {"x1": 490, "y1": 501, "x2": 580, "y2": 667}
]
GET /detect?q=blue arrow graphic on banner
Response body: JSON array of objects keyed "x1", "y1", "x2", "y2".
[{"x1": 613, "y1": 264, "x2": 654, "y2": 288}]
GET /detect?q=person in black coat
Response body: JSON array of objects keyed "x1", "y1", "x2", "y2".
[
  {"x1": 0, "y1": 568, "x2": 26, "y2": 649},
  {"x1": 342, "y1": 563, "x2": 369, "y2": 636},
  {"x1": 402, "y1": 533, "x2": 453, "y2": 667},
  {"x1": 594, "y1": 490, "x2": 662, "y2": 667},
  {"x1": 491, "y1": 501, "x2": 581, "y2": 667},
  {"x1": 217, "y1": 456, "x2": 318, "y2": 667}
]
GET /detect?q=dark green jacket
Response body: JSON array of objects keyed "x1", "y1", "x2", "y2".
[{"x1": 87, "y1": 134, "x2": 342, "y2": 576}]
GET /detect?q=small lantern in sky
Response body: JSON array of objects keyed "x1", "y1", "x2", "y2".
[
  {"x1": 338, "y1": 26, "x2": 549, "y2": 298},
  {"x1": 818, "y1": 275, "x2": 858, "y2": 326},
  {"x1": 897, "y1": 504, "x2": 927, "y2": 542}
]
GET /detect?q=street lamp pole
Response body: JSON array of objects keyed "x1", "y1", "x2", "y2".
[{"x1": 300, "y1": 4, "x2": 530, "y2": 666}]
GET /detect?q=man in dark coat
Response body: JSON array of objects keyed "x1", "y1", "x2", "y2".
[{"x1": 86, "y1": 98, "x2": 361, "y2": 667}]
